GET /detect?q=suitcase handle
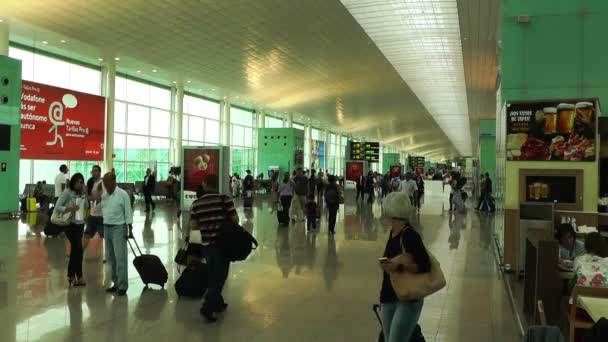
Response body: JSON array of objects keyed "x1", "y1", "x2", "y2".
[
  {"x1": 127, "y1": 236, "x2": 143, "y2": 256},
  {"x1": 372, "y1": 304, "x2": 383, "y2": 326}
]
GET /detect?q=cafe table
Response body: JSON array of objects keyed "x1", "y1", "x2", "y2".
[{"x1": 579, "y1": 296, "x2": 608, "y2": 322}]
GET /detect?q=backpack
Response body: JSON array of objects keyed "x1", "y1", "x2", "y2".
[
  {"x1": 216, "y1": 221, "x2": 258, "y2": 262},
  {"x1": 457, "y1": 177, "x2": 467, "y2": 189},
  {"x1": 325, "y1": 186, "x2": 338, "y2": 205}
]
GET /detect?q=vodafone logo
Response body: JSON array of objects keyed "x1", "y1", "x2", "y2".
[{"x1": 46, "y1": 93, "x2": 78, "y2": 149}]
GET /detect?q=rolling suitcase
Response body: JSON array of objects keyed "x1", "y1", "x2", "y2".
[
  {"x1": 44, "y1": 208, "x2": 65, "y2": 238},
  {"x1": 175, "y1": 262, "x2": 208, "y2": 298},
  {"x1": 128, "y1": 237, "x2": 168, "y2": 289},
  {"x1": 244, "y1": 191, "x2": 253, "y2": 209}
]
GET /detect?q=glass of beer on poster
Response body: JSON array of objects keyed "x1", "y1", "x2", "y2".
[
  {"x1": 543, "y1": 107, "x2": 557, "y2": 135},
  {"x1": 557, "y1": 103, "x2": 576, "y2": 134}
]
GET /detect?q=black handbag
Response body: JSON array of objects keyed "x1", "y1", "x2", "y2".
[{"x1": 174, "y1": 241, "x2": 189, "y2": 266}]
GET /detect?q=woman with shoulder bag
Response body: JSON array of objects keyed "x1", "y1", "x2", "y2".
[
  {"x1": 379, "y1": 191, "x2": 432, "y2": 342},
  {"x1": 55, "y1": 173, "x2": 89, "y2": 287}
]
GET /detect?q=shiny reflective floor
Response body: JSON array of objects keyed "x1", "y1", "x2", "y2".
[{"x1": 0, "y1": 193, "x2": 519, "y2": 342}]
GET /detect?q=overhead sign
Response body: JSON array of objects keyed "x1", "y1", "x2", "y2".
[
  {"x1": 20, "y1": 81, "x2": 106, "y2": 160},
  {"x1": 409, "y1": 156, "x2": 425, "y2": 169},
  {"x1": 350, "y1": 141, "x2": 380, "y2": 163},
  {"x1": 506, "y1": 99, "x2": 597, "y2": 161}
]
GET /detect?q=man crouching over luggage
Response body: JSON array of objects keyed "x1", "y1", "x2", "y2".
[{"x1": 190, "y1": 175, "x2": 239, "y2": 323}]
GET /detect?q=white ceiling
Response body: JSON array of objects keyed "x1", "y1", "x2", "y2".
[{"x1": 1, "y1": 0, "x2": 499, "y2": 160}]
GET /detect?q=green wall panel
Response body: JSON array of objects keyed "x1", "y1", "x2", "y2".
[
  {"x1": 500, "y1": 0, "x2": 607, "y2": 211},
  {"x1": 258, "y1": 128, "x2": 304, "y2": 177},
  {"x1": 0, "y1": 56, "x2": 22, "y2": 214},
  {"x1": 382, "y1": 153, "x2": 401, "y2": 173}
]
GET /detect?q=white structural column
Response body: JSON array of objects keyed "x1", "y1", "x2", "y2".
[
  {"x1": 0, "y1": 21, "x2": 9, "y2": 56},
  {"x1": 258, "y1": 110, "x2": 266, "y2": 129},
  {"x1": 102, "y1": 62, "x2": 116, "y2": 172},
  {"x1": 221, "y1": 98, "x2": 231, "y2": 146},
  {"x1": 168, "y1": 87, "x2": 176, "y2": 165},
  {"x1": 255, "y1": 110, "x2": 265, "y2": 175},
  {"x1": 174, "y1": 85, "x2": 184, "y2": 166},
  {"x1": 306, "y1": 124, "x2": 313, "y2": 170},
  {"x1": 287, "y1": 113, "x2": 293, "y2": 128},
  {"x1": 324, "y1": 129, "x2": 330, "y2": 173},
  {"x1": 337, "y1": 133, "x2": 343, "y2": 174}
]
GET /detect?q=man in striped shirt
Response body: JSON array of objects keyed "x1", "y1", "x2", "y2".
[{"x1": 190, "y1": 174, "x2": 239, "y2": 323}]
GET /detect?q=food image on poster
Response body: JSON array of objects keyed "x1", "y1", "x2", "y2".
[
  {"x1": 506, "y1": 99, "x2": 597, "y2": 161},
  {"x1": 183, "y1": 148, "x2": 220, "y2": 194}
]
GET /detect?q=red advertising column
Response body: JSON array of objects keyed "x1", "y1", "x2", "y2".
[{"x1": 20, "y1": 81, "x2": 106, "y2": 160}]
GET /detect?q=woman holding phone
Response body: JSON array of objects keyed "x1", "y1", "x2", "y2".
[
  {"x1": 55, "y1": 173, "x2": 89, "y2": 287},
  {"x1": 379, "y1": 191, "x2": 430, "y2": 342}
]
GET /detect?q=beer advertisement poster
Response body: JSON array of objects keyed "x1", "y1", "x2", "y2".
[{"x1": 506, "y1": 99, "x2": 597, "y2": 161}]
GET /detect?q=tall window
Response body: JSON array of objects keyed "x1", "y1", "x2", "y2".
[
  {"x1": 182, "y1": 95, "x2": 221, "y2": 146},
  {"x1": 9, "y1": 46, "x2": 102, "y2": 191},
  {"x1": 113, "y1": 76, "x2": 171, "y2": 182},
  {"x1": 265, "y1": 115, "x2": 284, "y2": 128},
  {"x1": 230, "y1": 107, "x2": 256, "y2": 176}
]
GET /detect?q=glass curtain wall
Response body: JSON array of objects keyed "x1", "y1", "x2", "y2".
[
  {"x1": 113, "y1": 76, "x2": 171, "y2": 183},
  {"x1": 230, "y1": 107, "x2": 256, "y2": 177},
  {"x1": 265, "y1": 115, "x2": 284, "y2": 128},
  {"x1": 182, "y1": 94, "x2": 221, "y2": 146},
  {"x1": 9, "y1": 46, "x2": 102, "y2": 192}
]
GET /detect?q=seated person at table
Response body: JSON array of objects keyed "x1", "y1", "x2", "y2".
[
  {"x1": 572, "y1": 232, "x2": 608, "y2": 288},
  {"x1": 557, "y1": 223, "x2": 586, "y2": 267}
]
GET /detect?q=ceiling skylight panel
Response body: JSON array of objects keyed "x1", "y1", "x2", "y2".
[{"x1": 339, "y1": 1, "x2": 472, "y2": 155}]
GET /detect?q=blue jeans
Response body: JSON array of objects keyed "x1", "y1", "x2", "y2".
[
  {"x1": 381, "y1": 300, "x2": 423, "y2": 342},
  {"x1": 202, "y1": 245, "x2": 230, "y2": 311},
  {"x1": 104, "y1": 224, "x2": 129, "y2": 291}
]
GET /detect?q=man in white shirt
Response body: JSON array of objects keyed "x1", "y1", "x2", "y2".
[
  {"x1": 98, "y1": 172, "x2": 133, "y2": 296},
  {"x1": 54, "y1": 164, "x2": 69, "y2": 202},
  {"x1": 400, "y1": 173, "x2": 418, "y2": 205}
]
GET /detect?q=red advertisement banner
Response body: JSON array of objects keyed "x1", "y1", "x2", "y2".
[
  {"x1": 20, "y1": 81, "x2": 106, "y2": 160},
  {"x1": 345, "y1": 161, "x2": 364, "y2": 182}
]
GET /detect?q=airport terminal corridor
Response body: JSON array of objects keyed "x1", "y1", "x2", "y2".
[{"x1": 1, "y1": 197, "x2": 518, "y2": 342}]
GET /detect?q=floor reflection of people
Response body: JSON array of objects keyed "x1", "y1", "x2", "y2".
[
  {"x1": 275, "y1": 226, "x2": 293, "y2": 278},
  {"x1": 103, "y1": 296, "x2": 128, "y2": 341},
  {"x1": 292, "y1": 222, "x2": 307, "y2": 275},
  {"x1": 142, "y1": 212, "x2": 155, "y2": 251},
  {"x1": 448, "y1": 211, "x2": 465, "y2": 250},
  {"x1": 478, "y1": 212, "x2": 494, "y2": 250},
  {"x1": 305, "y1": 230, "x2": 317, "y2": 270},
  {"x1": 66, "y1": 289, "x2": 83, "y2": 334},
  {"x1": 323, "y1": 236, "x2": 339, "y2": 291}
]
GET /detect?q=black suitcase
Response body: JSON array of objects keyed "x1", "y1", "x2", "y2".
[
  {"x1": 44, "y1": 208, "x2": 65, "y2": 238},
  {"x1": 128, "y1": 237, "x2": 168, "y2": 289},
  {"x1": 372, "y1": 304, "x2": 425, "y2": 342},
  {"x1": 175, "y1": 262, "x2": 208, "y2": 298},
  {"x1": 277, "y1": 209, "x2": 289, "y2": 225}
]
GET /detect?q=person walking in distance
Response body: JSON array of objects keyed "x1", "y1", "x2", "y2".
[
  {"x1": 54, "y1": 164, "x2": 69, "y2": 203},
  {"x1": 97, "y1": 173, "x2": 133, "y2": 296},
  {"x1": 305, "y1": 194, "x2": 318, "y2": 233},
  {"x1": 324, "y1": 175, "x2": 342, "y2": 236},
  {"x1": 190, "y1": 175, "x2": 239, "y2": 323},
  {"x1": 278, "y1": 172, "x2": 294, "y2": 223},
  {"x1": 356, "y1": 173, "x2": 365, "y2": 201},
  {"x1": 365, "y1": 171, "x2": 375, "y2": 204},
  {"x1": 143, "y1": 168, "x2": 156, "y2": 212},
  {"x1": 55, "y1": 173, "x2": 89, "y2": 287},
  {"x1": 84, "y1": 165, "x2": 104, "y2": 255},
  {"x1": 291, "y1": 168, "x2": 308, "y2": 222}
]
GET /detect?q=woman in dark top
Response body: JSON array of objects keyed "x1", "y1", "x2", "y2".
[{"x1": 380, "y1": 191, "x2": 431, "y2": 342}]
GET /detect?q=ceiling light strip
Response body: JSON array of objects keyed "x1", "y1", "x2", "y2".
[{"x1": 341, "y1": 0, "x2": 471, "y2": 156}]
